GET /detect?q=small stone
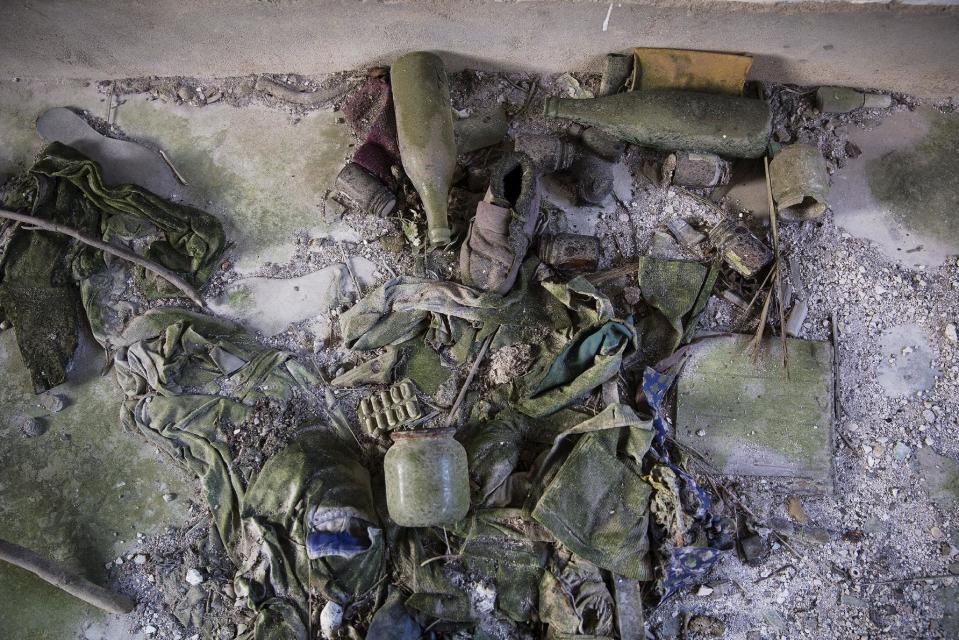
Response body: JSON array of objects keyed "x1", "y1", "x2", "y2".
[
  {"x1": 40, "y1": 393, "x2": 65, "y2": 413},
  {"x1": 320, "y1": 601, "x2": 344, "y2": 639},
  {"x1": 17, "y1": 415, "x2": 46, "y2": 438},
  {"x1": 687, "y1": 615, "x2": 725, "y2": 637},
  {"x1": 114, "y1": 557, "x2": 124, "y2": 565},
  {"x1": 696, "y1": 585, "x2": 714, "y2": 596},
  {"x1": 134, "y1": 554, "x2": 147, "y2": 565},
  {"x1": 696, "y1": 429, "x2": 706, "y2": 437},
  {"x1": 892, "y1": 442, "x2": 911, "y2": 461},
  {"x1": 177, "y1": 86, "x2": 195, "y2": 102},
  {"x1": 922, "y1": 409, "x2": 936, "y2": 424},
  {"x1": 740, "y1": 533, "x2": 771, "y2": 566},
  {"x1": 622, "y1": 286, "x2": 642, "y2": 306},
  {"x1": 185, "y1": 568, "x2": 205, "y2": 585},
  {"x1": 162, "y1": 493, "x2": 177, "y2": 502},
  {"x1": 841, "y1": 594, "x2": 868, "y2": 609},
  {"x1": 142, "y1": 626, "x2": 157, "y2": 635},
  {"x1": 0, "y1": 320, "x2": 10, "y2": 330},
  {"x1": 945, "y1": 323, "x2": 958, "y2": 344}
]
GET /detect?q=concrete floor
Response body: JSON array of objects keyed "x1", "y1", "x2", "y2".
[
  {"x1": 0, "y1": 330, "x2": 192, "y2": 639},
  {"x1": 2, "y1": 2, "x2": 959, "y2": 97},
  {"x1": 0, "y1": 75, "x2": 957, "y2": 638}
]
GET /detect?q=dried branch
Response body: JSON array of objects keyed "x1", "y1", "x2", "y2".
[
  {"x1": 763, "y1": 156, "x2": 788, "y2": 369},
  {"x1": 0, "y1": 208, "x2": 206, "y2": 308},
  {"x1": 0, "y1": 538, "x2": 135, "y2": 614},
  {"x1": 444, "y1": 326, "x2": 498, "y2": 429}
]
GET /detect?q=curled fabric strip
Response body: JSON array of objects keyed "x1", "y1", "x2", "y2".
[{"x1": 641, "y1": 365, "x2": 725, "y2": 598}]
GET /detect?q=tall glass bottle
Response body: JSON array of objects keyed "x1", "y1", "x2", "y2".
[
  {"x1": 544, "y1": 90, "x2": 772, "y2": 158},
  {"x1": 391, "y1": 52, "x2": 456, "y2": 246}
]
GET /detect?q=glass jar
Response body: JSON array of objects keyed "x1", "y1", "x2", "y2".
[{"x1": 384, "y1": 427, "x2": 470, "y2": 527}]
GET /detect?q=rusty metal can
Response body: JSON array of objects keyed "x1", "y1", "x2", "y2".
[
  {"x1": 769, "y1": 144, "x2": 829, "y2": 222},
  {"x1": 668, "y1": 151, "x2": 731, "y2": 188},
  {"x1": 513, "y1": 134, "x2": 577, "y2": 172},
  {"x1": 538, "y1": 233, "x2": 600, "y2": 272},
  {"x1": 708, "y1": 218, "x2": 772, "y2": 278},
  {"x1": 334, "y1": 162, "x2": 396, "y2": 217}
]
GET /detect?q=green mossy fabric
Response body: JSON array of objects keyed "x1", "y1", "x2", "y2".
[
  {"x1": 457, "y1": 509, "x2": 552, "y2": 623},
  {"x1": 531, "y1": 404, "x2": 654, "y2": 579},
  {"x1": 539, "y1": 550, "x2": 615, "y2": 638},
  {"x1": 112, "y1": 308, "x2": 384, "y2": 637},
  {"x1": 0, "y1": 283, "x2": 79, "y2": 392},
  {"x1": 633, "y1": 256, "x2": 717, "y2": 367},
  {"x1": 458, "y1": 409, "x2": 531, "y2": 505},
  {"x1": 393, "y1": 529, "x2": 473, "y2": 622},
  {"x1": 515, "y1": 277, "x2": 635, "y2": 418},
  {"x1": 0, "y1": 142, "x2": 225, "y2": 390},
  {"x1": 29, "y1": 143, "x2": 225, "y2": 284}
]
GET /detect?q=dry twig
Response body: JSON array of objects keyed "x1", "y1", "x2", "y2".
[
  {"x1": 763, "y1": 156, "x2": 788, "y2": 369},
  {"x1": 0, "y1": 538, "x2": 135, "y2": 614},
  {"x1": 444, "y1": 327, "x2": 498, "y2": 428},
  {"x1": 159, "y1": 149, "x2": 189, "y2": 185},
  {"x1": 0, "y1": 208, "x2": 206, "y2": 307}
]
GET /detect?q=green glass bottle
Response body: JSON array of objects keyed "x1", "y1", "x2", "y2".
[
  {"x1": 544, "y1": 90, "x2": 772, "y2": 159},
  {"x1": 391, "y1": 51, "x2": 456, "y2": 247},
  {"x1": 815, "y1": 86, "x2": 891, "y2": 113}
]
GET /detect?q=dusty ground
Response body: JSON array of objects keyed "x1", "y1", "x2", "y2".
[{"x1": 1, "y1": 68, "x2": 957, "y2": 640}]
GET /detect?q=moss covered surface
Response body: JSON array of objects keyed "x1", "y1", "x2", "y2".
[
  {"x1": 0, "y1": 331, "x2": 190, "y2": 639},
  {"x1": 116, "y1": 99, "x2": 354, "y2": 271},
  {"x1": 675, "y1": 335, "x2": 834, "y2": 489},
  {"x1": 868, "y1": 108, "x2": 959, "y2": 248}
]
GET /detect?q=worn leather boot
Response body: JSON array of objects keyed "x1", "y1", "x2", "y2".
[{"x1": 460, "y1": 152, "x2": 541, "y2": 294}]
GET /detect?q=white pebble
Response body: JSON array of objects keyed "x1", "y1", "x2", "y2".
[
  {"x1": 185, "y1": 568, "x2": 205, "y2": 585},
  {"x1": 320, "y1": 601, "x2": 344, "y2": 639}
]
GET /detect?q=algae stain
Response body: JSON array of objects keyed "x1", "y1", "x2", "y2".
[
  {"x1": 867, "y1": 110, "x2": 959, "y2": 246},
  {"x1": 0, "y1": 563, "x2": 108, "y2": 640},
  {"x1": 116, "y1": 100, "x2": 353, "y2": 270},
  {"x1": 0, "y1": 331, "x2": 190, "y2": 639}
]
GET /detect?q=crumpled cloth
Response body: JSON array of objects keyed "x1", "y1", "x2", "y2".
[
  {"x1": 342, "y1": 77, "x2": 400, "y2": 186},
  {"x1": 516, "y1": 277, "x2": 636, "y2": 418},
  {"x1": 112, "y1": 309, "x2": 384, "y2": 637},
  {"x1": 0, "y1": 142, "x2": 225, "y2": 390},
  {"x1": 539, "y1": 549, "x2": 615, "y2": 637},
  {"x1": 340, "y1": 276, "x2": 520, "y2": 350},
  {"x1": 531, "y1": 403, "x2": 654, "y2": 579},
  {"x1": 633, "y1": 255, "x2": 717, "y2": 369}
]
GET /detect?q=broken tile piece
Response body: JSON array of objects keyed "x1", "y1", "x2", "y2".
[
  {"x1": 916, "y1": 447, "x2": 959, "y2": 512},
  {"x1": 675, "y1": 335, "x2": 834, "y2": 492},
  {"x1": 208, "y1": 258, "x2": 376, "y2": 336},
  {"x1": 875, "y1": 323, "x2": 938, "y2": 397}
]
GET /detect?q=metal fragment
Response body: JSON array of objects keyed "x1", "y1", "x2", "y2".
[{"x1": 708, "y1": 218, "x2": 773, "y2": 278}]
